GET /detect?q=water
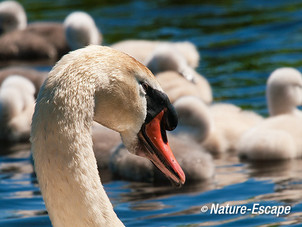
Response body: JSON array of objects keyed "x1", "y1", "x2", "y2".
[{"x1": 1, "y1": 0, "x2": 302, "y2": 226}]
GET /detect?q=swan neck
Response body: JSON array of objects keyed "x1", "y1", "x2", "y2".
[
  {"x1": 31, "y1": 78, "x2": 123, "y2": 226},
  {"x1": 267, "y1": 94, "x2": 298, "y2": 116}
]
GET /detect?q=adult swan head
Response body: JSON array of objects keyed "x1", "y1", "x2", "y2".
[{"x1": 30, "y1": 45, "x2": 185, "y2": 226}]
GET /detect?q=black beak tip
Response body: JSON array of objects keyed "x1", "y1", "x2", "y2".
[{"x1": 171, "y1": 178, "x2": 183, "y2": 188}]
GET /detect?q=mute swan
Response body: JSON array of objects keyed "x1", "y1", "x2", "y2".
[
  {"x1": 110, "y1": 135, "x2": 214, "y2": 183},
  {"x1": 145, "y1": 43, "x2": 213, "y2": 103},
  {"x1": 144, "y1": 43, "x2": 212, "y2": 103},
  {"x1": 0, "y1": 0, "x2": 67, "y2": 60},
  {"x1": 0, "y1": 75, "x2": 35, "y2": 142},
  {"x1": 0, "y1": 1, "x2": 100, "y2": 61},
  {"x1": 24, "y1": 23, "x2": 69, "y2": 59},
  {"x1": 111, "y1": 39, "x2": 200, "y2": 68},
  {"x1": 0, "y1": 1, "x2": 66, "y2": 61},
  {"x1": 238, "y1": 67, "x2": 302, "y2": 160},
  {"x1": 267, "y1": 68, "x2": 302, "y2": 117},
  {"x1": 31, "y1": 45, "x2": 185, "y2": 226},
  {"x1": 145, "y1": 43, "x2": 197, "y2": 81},
  {"x1": 0, "y1": 0, "x2": 26, "y2": 33},
  {"x1": 0, "y1": 66, "x2": 47, "y2": 97},
  {"x1": 64, "y1": 11, "x2": 102, "y2": 51},
  {"x1": 173, "y1": 96, "x2": 263, "y2": 157},
  {"x1": 156, "y1": 71, "x2": 213, "y2": 104}
]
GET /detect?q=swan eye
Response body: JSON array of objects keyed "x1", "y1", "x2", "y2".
[{"x1": 141, "y1": 82, "x2": 149, "y2": 92}]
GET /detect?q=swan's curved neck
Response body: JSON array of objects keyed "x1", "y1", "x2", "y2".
[{"x1": 31, "y1": 73, "x2": 123, "y2": 226}]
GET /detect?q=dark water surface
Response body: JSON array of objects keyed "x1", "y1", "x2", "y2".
[{"x1": 1, "y1": 0, "x2": 302, "y2": 226}]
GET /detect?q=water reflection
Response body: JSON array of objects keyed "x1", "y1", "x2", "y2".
[
  {"x1": 246, "y1": 160, "x2": 302, "y2": 204},
  {"x1": 106, "y1": 155, "x2": 302, "y2": 226},
  {"x1": 0, "y1": 144, "x2": 33, "y2": 180}
]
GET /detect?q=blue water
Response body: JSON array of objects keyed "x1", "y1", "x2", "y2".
[{"x1": 2, "y1": 0, "x2": 302, "y2": 226}]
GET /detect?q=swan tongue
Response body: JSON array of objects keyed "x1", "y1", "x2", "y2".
[{"x1": 138, "y1": 110, "x2": 185, "y2": 186}]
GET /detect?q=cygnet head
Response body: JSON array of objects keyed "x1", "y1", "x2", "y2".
[
  {"x1": 267, "y1": 67, "x2": 302, "y2": 116},
  {"x1": 173, "y1": 41, "x2": 200, "y2": 69},
  {"x1": 0, "y1": 0, "x2": 27, "y2": 34},
  {"x1": 3, "y1": 74, "x2": 35, "y2": 93},
  {"x1": 0, "y1": 75, "x2": 35, "y2": 117},
  {"x1": 145, "y1": 43, "x2": 196, "y2": 82},
  {"x1": 173, "y1": 96, "x2": 212, "y2": 142},
  {"x1": 0, "y1": 75, "x2": 35, "y2": 141},
  {"x1": 64, "y1": 11, "x2": 101, "y2": 50}
]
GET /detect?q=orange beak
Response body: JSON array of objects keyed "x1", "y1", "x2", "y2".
[{"x1": 138, "y1": 110, "x2": 185, "y2": 186}]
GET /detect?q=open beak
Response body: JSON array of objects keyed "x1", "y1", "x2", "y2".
[{"x1": 137, "y1": 110, "x2": 185, "y2": 186}]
